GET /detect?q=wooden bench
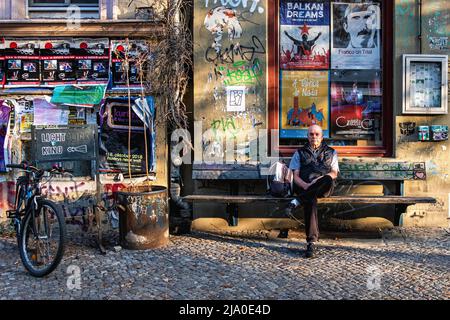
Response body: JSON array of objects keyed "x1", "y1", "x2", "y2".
[
  {"x1": 183, "y1": 195, "x2": 436, "y2": 227},
  {"x1": 186, "y1": 159, "x2": 436, "y2": 227}
]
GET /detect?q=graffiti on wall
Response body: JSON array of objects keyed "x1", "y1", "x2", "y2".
[
  {"x1": 422, "y1": 0, "x2": 450, "y2": 54},
  {"x1": 194, "y1": 0, "x2": 267, "y2": 164},
  {"x1": 395, "y1": 0, "x2": 418, "y2": 50},
  {"x1": 339, "y1": 161, "x2": 427, "y2": 180}
]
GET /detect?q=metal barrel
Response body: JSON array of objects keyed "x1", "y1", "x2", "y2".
[{"x1": 116, "y1": 186, "x2": 169, "y2": 249}]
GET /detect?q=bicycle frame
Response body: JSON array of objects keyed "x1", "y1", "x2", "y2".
[{"x1": 11, "y1": 169, "x2": 44, "y2": 238}]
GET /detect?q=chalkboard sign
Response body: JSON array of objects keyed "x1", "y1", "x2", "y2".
[{"x1": 32, "y1": 125, "x2": 97, "y2": 162}]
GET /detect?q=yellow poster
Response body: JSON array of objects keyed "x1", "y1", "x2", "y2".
[{"x1": 280, "y1": 70, "x2": 329, "y2": 138}]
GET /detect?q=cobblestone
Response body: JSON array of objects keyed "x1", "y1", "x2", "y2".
[{"x1": 0, "y1": 226, "x2": 449, "y2": 300}]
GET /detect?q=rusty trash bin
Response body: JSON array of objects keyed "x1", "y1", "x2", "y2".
[{"x1": 116, "y1": 186, "x2": 169, "y2": 249}]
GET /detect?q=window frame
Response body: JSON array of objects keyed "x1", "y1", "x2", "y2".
[
  {"x1": 29, "y1": 0, "x2": 99, "y2": 6},
  {"x1": 28, "y1": 0, "x2": 100, "y2": 19},
  {"x1": 267, "y1": 0, "x2": 394, "y2": 157}
]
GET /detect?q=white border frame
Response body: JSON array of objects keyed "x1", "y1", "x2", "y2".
[{"x1": 402, "y1": 54, "x2": 448, "y2": 114}]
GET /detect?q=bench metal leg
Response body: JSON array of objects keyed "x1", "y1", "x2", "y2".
[
  {"x1": 227, "y1": 181, "x2": 239, "y2": 227},
  {"x1": 227, "y1": 203, "x2": 238, "y2": 227},
  {"x1": 394, "y1": 204, "x2": 409, "y2": 226}
]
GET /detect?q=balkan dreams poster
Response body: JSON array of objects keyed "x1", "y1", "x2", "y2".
[
  {"x1": 280, "y1": 1, "x2": 329, "y2": 69},
  {"x1": 330, "y1": 70, "x2": 382, "y2": 139},
  {"x1": 280, "y1": 70, "x2": 329, "y2": 138},
  {"x1": 331, "y1": 2, "x2": 381, "y2": 69}
]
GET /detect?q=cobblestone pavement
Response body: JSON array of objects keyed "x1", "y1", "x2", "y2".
[{"x1": 0, "y1": 226, "x2": 449, "y2": 300}]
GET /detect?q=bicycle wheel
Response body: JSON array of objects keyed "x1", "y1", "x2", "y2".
[{"x1": 19, "y1": 199, "x2": 66, "y2": 277}]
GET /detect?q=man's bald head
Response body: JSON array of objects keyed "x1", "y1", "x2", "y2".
[{"x1": 307, "y1": 125, "x2": 323, "y2": 149}]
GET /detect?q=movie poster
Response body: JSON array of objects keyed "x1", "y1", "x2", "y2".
[
  {"x1": 73, "y1": 38, "x2": 110, "y2": 83},
  {"x1": 99, "y1": 98, "x2": 156, "y2": 176},
  {"x1": 280, "y1": 1, "x2": 329, "y2": 69},
  {"x1": 0, "y1": 100, "x2": 11, "y2": 172},
  {"x1": 111, "y1": 40, "x2": 150, "y2": 89},
  {"x1": 280, "y1": 70, "x2": 329, "y2": 138},
  {"x1": 4, "y1": 39, "x2": 41, "y2": 86},
  {"x1": 331, "y1": 2, "x2": 381, "y2": 69},
  {"x1": 40, "y1": 39, "x2": 76, "y2": 85},
  {"x1": 330, "y1": 70, "x2": 382, "y2": 139}
]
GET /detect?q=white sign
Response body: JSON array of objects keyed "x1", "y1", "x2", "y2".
[{"x1": 226, "y1": 86, "x2": 246, "y2": 112}]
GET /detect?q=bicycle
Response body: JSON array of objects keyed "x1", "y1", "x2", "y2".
[{"x1": 6, "y1": 162, "x2": 69, "y2": 277}]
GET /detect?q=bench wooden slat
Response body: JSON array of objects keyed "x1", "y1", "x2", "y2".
[{"x1": 183, "y1": 195, "x2": 436, "y2": 204}]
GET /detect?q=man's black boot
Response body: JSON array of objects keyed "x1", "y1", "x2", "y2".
[{"x1": 305, "y1": 242, "x2": 315, "y2": 258}]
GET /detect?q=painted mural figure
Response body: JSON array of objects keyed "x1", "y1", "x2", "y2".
[{"x1": 204, "y1": 6, "x2": 243, "y2": 53}]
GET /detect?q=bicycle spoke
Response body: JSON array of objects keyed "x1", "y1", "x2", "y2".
[{"x1": 23, "y1": 204, "x2": 62, "y2": 272}]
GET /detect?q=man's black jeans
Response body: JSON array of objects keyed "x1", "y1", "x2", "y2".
[{"x1": 294, "y1": 175, "x2": 334, "y2": 243}]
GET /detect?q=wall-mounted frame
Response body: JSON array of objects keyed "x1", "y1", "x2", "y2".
[{"x1": 403, "y1": 54, "x2": 448, "y2": 114}]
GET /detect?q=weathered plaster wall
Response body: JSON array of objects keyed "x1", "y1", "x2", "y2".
[
  {"x1": 394, "y1": 0, "x2": 450, "y2": 227},
  {"x1": 193, "y1": 0, "x2": 267, "y2": 165},
  {"x1": 190, "y1": 0, "x2": 450, "y2": 231}
]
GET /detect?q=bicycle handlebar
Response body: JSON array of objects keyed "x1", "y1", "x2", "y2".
[{"x1": 7, "y1": 163, "x2": 73, "y2": 174}]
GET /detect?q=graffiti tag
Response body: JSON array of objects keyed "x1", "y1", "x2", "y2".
[
  {"x1": 215, "y1": 58, "x2": 263, "y2": 86},
  {"x1": 205, "y1": 0, "x2": 264, "y2": 14},
  {"x1": 205, "y1": 35, "x2": 266, "y2": 64}
]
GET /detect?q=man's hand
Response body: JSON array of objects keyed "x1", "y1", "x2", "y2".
[
  {"x1": 294, "y1": 169, "x2": 310, "y2": 190},
  {"x1": 302, "y1": 176, "x2": 321, "y2": 190},
  {"x1": 310, "y1": 176, "x2": 321, "y2": 185},
  {"x1": 301, "y1": 181, "x2": 312, "y2": 191}
]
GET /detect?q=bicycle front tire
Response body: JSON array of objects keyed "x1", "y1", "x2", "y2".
[{"x1": 19, "y1": 199, "x2": 66, "y2": 277}]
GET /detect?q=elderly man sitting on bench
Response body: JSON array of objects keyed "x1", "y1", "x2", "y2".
[{"x1": 286, "y1": 124, "x2": 339, "y2": 258}]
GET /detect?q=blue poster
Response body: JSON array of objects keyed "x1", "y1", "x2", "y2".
[
  {"x1": 280, "y1": 1, "x2": 329, "y2": 25},
  {"x1": 280, "y1": 1, "x2": 330, "y2": 70}
]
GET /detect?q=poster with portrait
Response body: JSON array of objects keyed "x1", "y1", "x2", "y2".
[
  {"x1": 4, "y1": 39, "x2": 41, "y2": 86},
  {"x1": 331, "y1": 2, "x2": 381, "y2": 69},
  {"x1": 330, "y1": 70, "x2": 382, "y2": 139},
  {"x1": 280, "y1": 70, "x2": 329, "y2": 138},
  {"x1": 280, "y1": 1, "x2": 329, "y2": 69},
  {"x1": 111, "y1": 40, "x2": 150, "y2": 89},
  {"x1": 40, "y1": 39, "x2": 76, "y2": 85},
  {"x1": 73, "y1": 38, "x2": 110, "y2": 83}
]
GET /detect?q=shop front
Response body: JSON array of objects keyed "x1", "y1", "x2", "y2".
[
  {"x1": 0, "y1": 2, "x2": 171, "y2": 244},
  {"x1": 189, "y1": 0, "x2": 449, "y2": 231}
]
